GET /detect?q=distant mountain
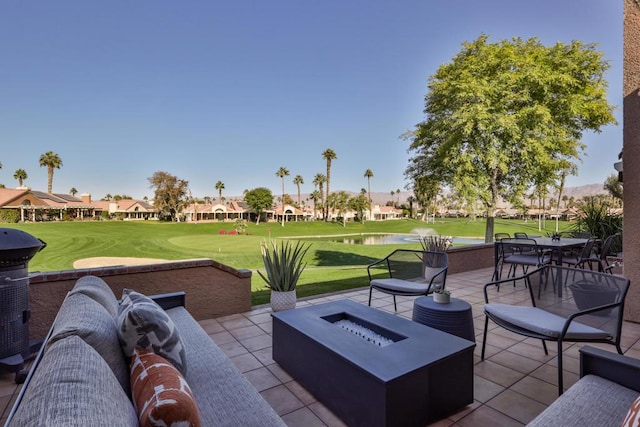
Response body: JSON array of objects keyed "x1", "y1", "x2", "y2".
[{"x1": 552, "y1": 184, "x2": 607, "y2": 199}]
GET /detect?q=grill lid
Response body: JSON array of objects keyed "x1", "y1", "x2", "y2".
[{"x1": 0, "y1": 228, "x2": 46, "y2": 267}]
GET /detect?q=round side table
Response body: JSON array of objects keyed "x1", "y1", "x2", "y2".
[{"x1": 412, "y1": 296, "x2": 475, "y2": 342}]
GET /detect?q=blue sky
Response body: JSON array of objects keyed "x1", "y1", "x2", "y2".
[{"x1": 0, "y1": 1, "x2": 623, "y2": 201}]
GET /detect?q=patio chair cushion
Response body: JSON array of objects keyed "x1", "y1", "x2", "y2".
[
  {"x1": 10, "y1": 335, "x2": 138, "y2": 426},
  {"x1": 485, "y1": 304, "x2": 611, "y2": 340},
  {"x1": 49, "y1": 292, "x2": 130, "y2": 394},
  {"x1": 371, "y1": 278, "x2": 430, "y2": 294},
  {"x1": 118, "y1": 289, "x2": 188, "y2": 375},
  {"x1": 130, "y1": 348, "x2": 202, "y2": 427}
]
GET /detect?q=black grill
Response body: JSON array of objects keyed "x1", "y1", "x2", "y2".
[{"x1": 0, "y1": 228, "x2": 46, "y2": 383}]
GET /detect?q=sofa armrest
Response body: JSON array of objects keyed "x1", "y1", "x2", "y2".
[
  {"x1": 150, "y1": 291, "x2": 186, "y2": 310},
  {"x1": 580, "y1": 346, "x2": 640, "y2": 392}
]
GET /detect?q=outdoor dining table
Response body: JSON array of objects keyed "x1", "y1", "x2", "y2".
[{"x1": 493, "y1": 236, "x2": 590, "y2": 284}]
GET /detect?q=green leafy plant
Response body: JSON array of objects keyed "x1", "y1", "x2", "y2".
[
  {"x1": 572, "y1": 196, "x2": 623, "y2": 252},
  {"x1": 258, "y1": 239, "x2": 311, "y2": 292},
  {"x1": 434, "y1": 288, "x2": 450, "y2": 295}
]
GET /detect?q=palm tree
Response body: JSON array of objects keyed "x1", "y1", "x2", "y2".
[
  {"x1": 396, "y1": 188, "x2": 401, "y2": 206},
  {"x1": 69, "y1": 187, "x2": 78, "y2": 196},
  {"x1": 39, "y1": 151, "x2": 63, "y2": 194},
  {"x1": 364, "y1": 169, "x2": 373, "y2": 220},
  {"x1": 293, "y1": 175, "x2": 304, "y2": 207},
  {"x1": 390, "y1": 190, "x2": 395, "y2": 207},
  {"x1": 312, "y1": 173, "x2": 326, "y2": 220},
  {"x1": 13, "y1": 169, "x2": 28, "y2": 187},
  {"x1": 322, "y1": 148, "x2": 337, "y2": 220},
  {"x1": 309, "y1": 190, "x2": 321, "y2": 220},
  {"x1": 215, "y1": 181, "x2": 225, "y2": 203},
  {"x1": 276, "y1": 167, "x2": 290, "y2": 226}
]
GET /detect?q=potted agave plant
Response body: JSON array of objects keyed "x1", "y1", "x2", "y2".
[{"x1": 258, "y1": 239, "x2": 311, "y2": 312}]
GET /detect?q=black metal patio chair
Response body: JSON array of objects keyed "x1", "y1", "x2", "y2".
[
  {"x1": 481, "y1": 265, "x2": 630, "y2": 396},
  {"x1": 367, "y1": 249, "x2": 448, "y2": 312}
]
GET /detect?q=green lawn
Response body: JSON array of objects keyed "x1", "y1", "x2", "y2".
[{"x1": 4, "y1": 218, "x2": 572, "y2": 305}]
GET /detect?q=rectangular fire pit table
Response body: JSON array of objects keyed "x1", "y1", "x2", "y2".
[{"x1": 272, "y1": 299, "x2": 475, "y2": 427}]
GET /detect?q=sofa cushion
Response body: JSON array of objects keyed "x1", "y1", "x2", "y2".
[
  {"x1": 9, "y1": 335, "x2": 138, "y2": 426},
  {"x1": 69, "y1": 275, "x2": 119, "y2": 318},
  {"x1": 621, "y1": 395, "x2": 640, "y2": 427},
  {"x1": 166, "y1": 306, "x2": 286, "y2": 427},
  {"x1": 527, "y1": 374, "x2": 640, "y2": 427},
  {"x1": 130, "y1": 348, "x2": 202, "y2": 427},
  {"x1": 118, "y1": 289, "x2": 187, "y2": 375},
  {"x1": 49, "y1": 292, "x2": 130, "y2": 394}
]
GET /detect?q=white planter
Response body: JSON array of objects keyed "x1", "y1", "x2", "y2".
[
  {"x1": 433, "y1": 292, "x2": 450, "y2": 304},
  {"x1": 271, "y1": 290, "x2": 297, "y2": 312}
]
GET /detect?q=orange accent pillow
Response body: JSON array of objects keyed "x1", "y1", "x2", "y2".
[
  {"x1": 621, "y1": 395, "x2": 640, "y2": 427},
  {"x1": 130, "y1": 348, "x2": 202, "y2": 427}
]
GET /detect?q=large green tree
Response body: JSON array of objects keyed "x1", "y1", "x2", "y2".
[
  {"x1": 148, "y1": 171, "x2": 189, "y2": 221},
  {"x1": 327, "y1": 190, "x2": 349, "y2": 226},
  {"x1": 406, "y1": 35, "x2": 616, "y2": 242},
  {"x1": 39, "y1": 151, "x2": 63, "y2": 194},
  {"x1": 244, "y1": 187, "x2": 274, "y2": 225},
  {"x1": 322, "y1": 148, "x2": 337, "y2": 220},
  {"x1": 349, "y1": 189, "x2": 369, "y2": 223}
]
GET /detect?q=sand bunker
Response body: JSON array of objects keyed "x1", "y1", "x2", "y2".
[{"x1": 73, "y1": 257, "x2": 171, "y2": 269}]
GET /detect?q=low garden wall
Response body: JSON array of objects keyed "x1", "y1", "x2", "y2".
[
  {"x1": 28, "y1": 258, "x2": 252, "y2": 340},
  {"x1": 446, "y1": 243, "x2": 495, "y2": 274},
  {"x1": 26, "y1": 244, "x2": 497, "y2": 341}
]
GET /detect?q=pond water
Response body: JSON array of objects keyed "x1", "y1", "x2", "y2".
[{"x1": 301, "y1": 234, "x2": 485, "y2": 246}]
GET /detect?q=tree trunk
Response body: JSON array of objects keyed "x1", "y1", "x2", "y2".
[
  {"x1": 485, "y1": 213, "x2": 495, "y2": 243},
  {"x1": 47, "y1": 167, "x2": 54, "y2": 194}
]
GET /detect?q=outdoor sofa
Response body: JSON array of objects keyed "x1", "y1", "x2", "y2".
[
  {"x1": 527, "y1": 346, "x2": 640, "y2": 427},
  {"x1": 5, "y1": 275, "x2": 285, "y2": 426}
]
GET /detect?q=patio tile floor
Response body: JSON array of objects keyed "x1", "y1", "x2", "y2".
[{"x1": 2, "y1": 266, "x2": 640, "y2": 426}]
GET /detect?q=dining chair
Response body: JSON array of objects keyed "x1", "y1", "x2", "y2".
[
  {"x1": 494, "y1": 232, "x2": 511, "y2": 241},
  {"x1": 482, "y1": 265, "x2": 630, "y2": 396},
  {"x1": 513, "y1": 232, "x2": 529, "y2": 239},
  {"x1": 561, "y1": 238, "x2": 597, "y2": 270},
  {"x1": 589, "y1": 234, "x2": 621, "y2": 272},
  {"x1": 496, "y1": 238, "x2": 551, "y2": 282}
]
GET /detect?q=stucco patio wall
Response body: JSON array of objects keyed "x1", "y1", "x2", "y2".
[
  {"x1": 624, "y1": 0, "x2": 640, "y2": 322},
  {"x1": 27, "y1": 258, "x2": 252, "y2": 340}
]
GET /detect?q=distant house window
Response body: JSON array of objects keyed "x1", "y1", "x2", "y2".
[{"x1": 21, "y1": 200, "x2": 31, "y2": 206}]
